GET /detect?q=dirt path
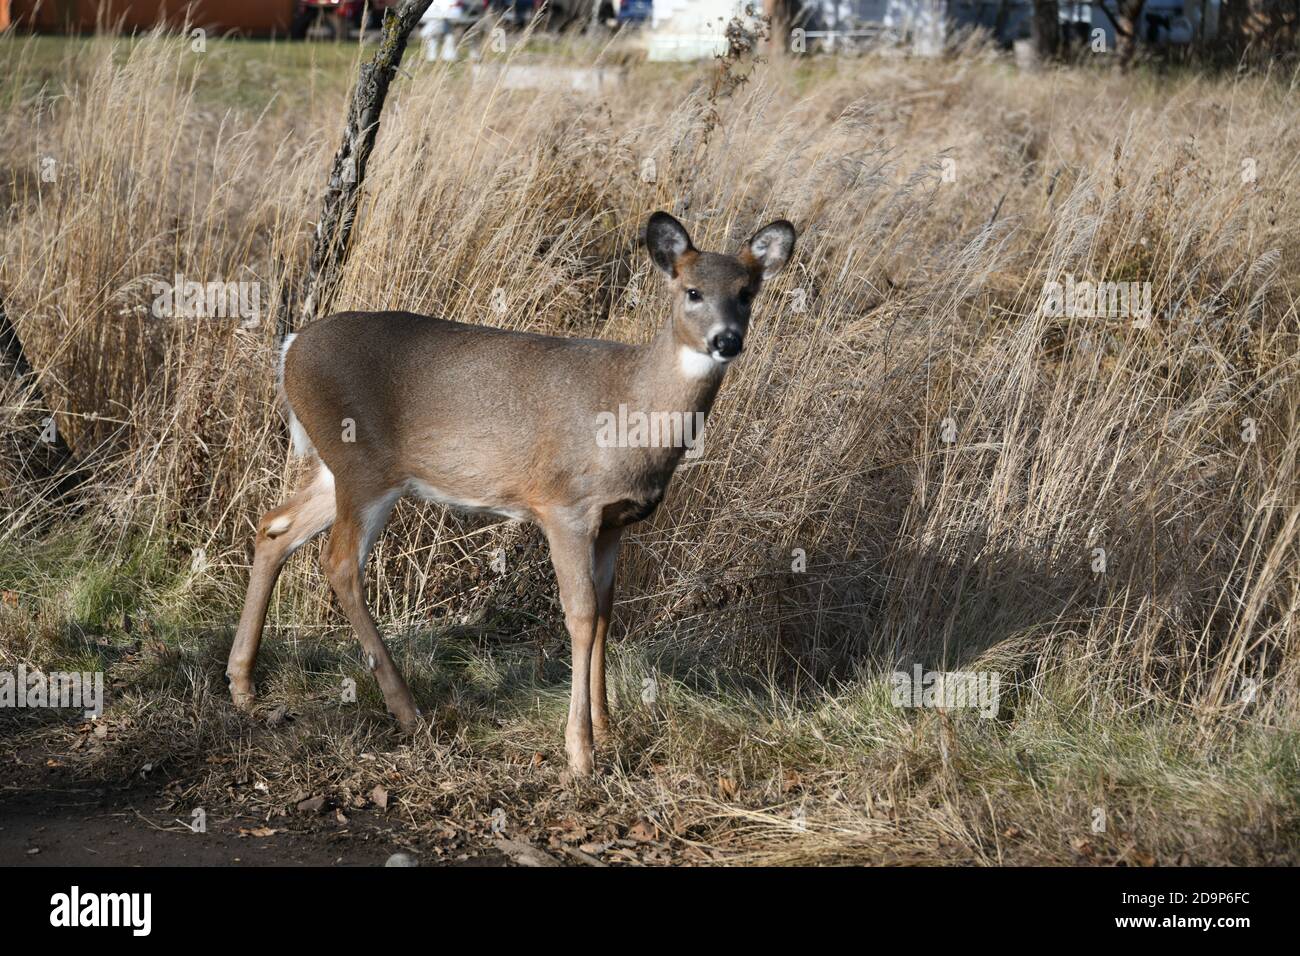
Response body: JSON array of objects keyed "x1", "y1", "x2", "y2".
[
  {"x1": 0, "y1": 784, "x2": 410, "y2": 866},
  {"x1": 0, "y1": 772, "x2": 512, "y2": 867}
]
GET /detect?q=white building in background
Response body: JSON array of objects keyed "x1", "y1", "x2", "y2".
[
  {"x1": 648, "y1": 0, "x2": 1219, "y2": 60},
  {"x1": 649, "y1": 0, "x2": 747, "y2": 61}
]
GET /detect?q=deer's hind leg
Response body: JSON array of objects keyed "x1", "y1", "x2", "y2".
[
  {"x1": 319, "y1": 484, "x2": 420, "y2": 730},
  {"x1": 228, "y1": 460, "x2": 337, "y2": 708}
]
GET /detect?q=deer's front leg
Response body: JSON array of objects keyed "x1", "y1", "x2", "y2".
[
  {"x1": 542, "y1": 515, "x2": 600, "y2": 775},
  {"x1": 590, "y1": 526, "x2": 621, "y2": 748}
]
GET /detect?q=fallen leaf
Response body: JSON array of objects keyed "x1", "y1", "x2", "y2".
[
  {"x1": 716, "y1": 776, "x2": 738, "y2": 799},
  {"x1": 296, "y1": 795, "x2": 327, "y2": 814},
  {"x1": 1123, "y1": 844, "x2": 1156, "y2": 867},
  {"x1": 552, "y1": 816, "x2": 587, "y2": 842},
  {"x1": 627, "y1": 819, "x2": 657, "y2": 843},
  {"x1": 370, "y1": 785, "x2": 389, "y2": 810},
  {"x1": 238, "y1": 827, "x2": 282, "y2": 838}
]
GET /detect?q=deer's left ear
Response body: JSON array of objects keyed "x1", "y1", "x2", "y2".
[{"x1": 743, "y1": 220, "x2": 796, "y2": 280}]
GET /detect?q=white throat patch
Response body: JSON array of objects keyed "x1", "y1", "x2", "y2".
[{"x1": 678, "y1": 345, "x2": 721, "y2": 379}]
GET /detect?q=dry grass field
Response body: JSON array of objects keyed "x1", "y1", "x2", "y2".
[{"x1": 1, "y1": 26, "x2": 1297, "y2": 865}]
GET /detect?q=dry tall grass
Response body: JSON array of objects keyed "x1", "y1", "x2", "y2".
[{"x1": 1, "y1": 29, "x2": 1297, "y2": 864}]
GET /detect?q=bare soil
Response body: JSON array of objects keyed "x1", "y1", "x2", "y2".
[{"x1": 0, "y1": 757, "x2": 505, "y2": 867}]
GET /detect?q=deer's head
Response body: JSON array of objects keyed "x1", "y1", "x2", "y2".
[{"x1": 646, "y1": 211, "x2": 796, "y2": 368}]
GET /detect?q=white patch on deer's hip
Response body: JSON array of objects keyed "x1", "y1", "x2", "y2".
[
  {"x1": 277, "y1": 333, "x2": 297, "y2": 385},
  {"x1": 286, "y1": 410, "x2": 314, "y2": 458},
  {"x1": 678, "y1": 346, "x2": 720, "y2": 378}
]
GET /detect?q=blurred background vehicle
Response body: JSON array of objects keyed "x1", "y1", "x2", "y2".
[
  {"x1": 291, "y1": 0, "x2": 397, "y2": 40},
  {"x1": 495, "y1": 0, "x2": 626, "y2": 32},
  {"x1": 420, "y1": 0, "x2": 647, "y2": 61},
  {"x1": 615, "y1": 0, "x2": 652, "y2": 24}
]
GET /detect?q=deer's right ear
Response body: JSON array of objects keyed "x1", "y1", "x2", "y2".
[{"x1": 646, "y1": 212, "x2": 694, "y2": 277}]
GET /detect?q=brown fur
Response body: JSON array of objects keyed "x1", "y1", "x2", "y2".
[{"x1": 227, "y1": 212, "x2": 796, "y2": 773}]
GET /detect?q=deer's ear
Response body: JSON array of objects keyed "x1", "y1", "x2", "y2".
[
  {"x1": 743, "y1": 220, "x2": 797, "y2": 281},
  {"x1": 646, "y1": 211, "x2": 694, "y2": 277}
]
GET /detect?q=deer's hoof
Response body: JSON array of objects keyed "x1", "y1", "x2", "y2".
[
  {"x1": 228, "y1": 677, "x2": 256, "y2": 711},
  {"x1": 391, "y1": 705, "x2": 421, "y2": 733},
  {"x1": 565, "y1": 743, "x2": 595, "y2": 777}
]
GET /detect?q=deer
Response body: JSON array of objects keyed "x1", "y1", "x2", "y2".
[{"x1": 225, "y1": 211, "x2": 796, "y2": 774}]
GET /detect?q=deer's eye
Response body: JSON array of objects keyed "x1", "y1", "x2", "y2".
[
  {"x1": 737, "y1": 288, "x2": 753, "y2": 307},
  {"x1": 686, "y1": 288, "x2": 702, "y2": 302}
]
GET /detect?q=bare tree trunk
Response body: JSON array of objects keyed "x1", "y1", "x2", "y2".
[
  {"x1": 1031, "y1": 0, "x2": 1060, "y2": 61},
  {"x1": 288, "y1": 0, "x2": 435, "y2": 338}
]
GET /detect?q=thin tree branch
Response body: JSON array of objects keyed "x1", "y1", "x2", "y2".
[{"x1": 288, "y1": 0, "x2": 435, "y2": 338}]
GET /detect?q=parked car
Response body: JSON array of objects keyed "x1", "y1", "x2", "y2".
[
  {"x1": 291, "y1": 0, "x2": 396, "y2": 40},
  {"x1": 495, "y1": 0, "x2": 537, "y2": 27},
  {"x1": 495, "y1": 0, "x2": 614, "y2": 30},
  {"x1": 615, "y1": 0, "x2": 651, "y2": 25}
]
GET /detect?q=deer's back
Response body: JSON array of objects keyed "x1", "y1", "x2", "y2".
[{"x1": 282, "y1": 310, "x2": 641, "y2": 509}]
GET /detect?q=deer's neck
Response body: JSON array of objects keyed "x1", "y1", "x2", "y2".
[{"x1": 631, "y1": 316, "x2": 727, "y2": 420}]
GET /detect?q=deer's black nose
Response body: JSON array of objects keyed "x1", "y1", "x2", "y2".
[{"x1": 710, "y1": 329, "x2": 743, "y2": 359}]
